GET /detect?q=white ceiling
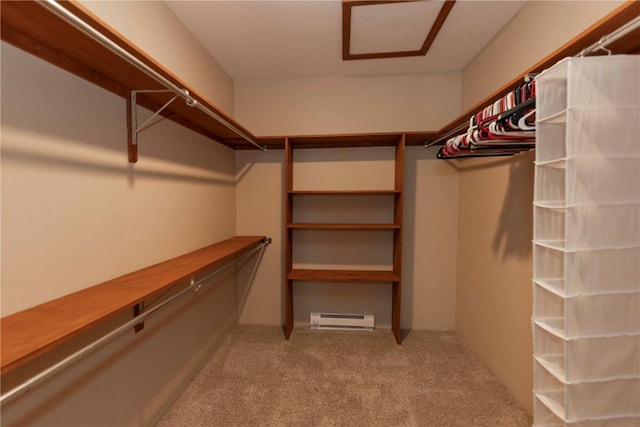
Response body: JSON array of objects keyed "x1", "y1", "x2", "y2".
[{"x1": 165, "y1": 0, "x2": 527, "y2": 81}]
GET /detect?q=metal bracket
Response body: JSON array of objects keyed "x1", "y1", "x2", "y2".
[
  {"x1": 133, "y1": 302, "x2": 144, "y2": 333},
  {"x1": 127, "y1": 89, "x2": 197, "y2": 163}
]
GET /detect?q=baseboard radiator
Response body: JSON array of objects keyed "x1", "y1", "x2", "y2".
[{"x1": 310, "y1": 312, "x2": 374, "y2": 331}]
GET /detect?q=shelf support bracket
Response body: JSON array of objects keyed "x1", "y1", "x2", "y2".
[
  {"x1": 133, "y1": 303, "x2": 144, "y2": 333},
  {"x1": 127, "y1": 89, "x2": 197, "y2": 163}
]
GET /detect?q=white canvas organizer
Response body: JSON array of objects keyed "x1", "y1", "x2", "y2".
[{"x1": 533, "y1": 56, "x2": 640, "y2": 426}]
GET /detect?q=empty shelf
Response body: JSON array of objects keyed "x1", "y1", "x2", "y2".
[
  {"x1": 286, "y1": 223, "x2": 400, "y2": 230},
  {"x1": 287, "y1": 269, "x2": 400, "y2": 282}
]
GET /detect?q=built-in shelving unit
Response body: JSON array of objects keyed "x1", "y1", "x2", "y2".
[{"x1": 284, "y1": 135, "x2": 405, "y2": 344}]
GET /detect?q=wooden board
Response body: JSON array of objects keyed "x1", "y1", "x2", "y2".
[
  {"x1": 288, "y1": 269, "x2": 400, "y2": 283},
  {"x1": 0, "y1": 236, "x2": 266, "y2": 374}
]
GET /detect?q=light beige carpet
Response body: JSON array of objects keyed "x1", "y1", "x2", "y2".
[{"x1": 156, "y1": 325, "x2": 531, "y2": 426}]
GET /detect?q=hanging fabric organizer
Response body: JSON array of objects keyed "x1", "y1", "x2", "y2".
[{"x1": 532, "y1": 55, "x2": 640, "y2": 426}]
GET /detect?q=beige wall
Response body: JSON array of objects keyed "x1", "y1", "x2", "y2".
[
  {"x1": 235, "y1": 147, "x2": 459, "y2": 330},
  {"x1": 235, "y1": 73, "x2": 461, "y2": 135},
  {"x1": 234, "y1": 74, "x2": 461, "y2": 330},
  {"x1": 455, "y1": 1, "x2": 625, "y2": 414},
  {"x1": 0, "y1": 40, "x2": 240, "y2": 425},
  {"x1": 1, "y1": 9, "x2": 242, "y2": 425},
  {"x1": 461, "y1": 0, "x2": 624, "y2": 109},
  {"x1": 454, "y1": 152, "x2": 535, "y2": 414},
  {"x1": 79, "y1": 0, "x2": 235, "y2": 115},
  {"x1": 1, "y1": 42, "x2": 236, "y2": 315},
  {"x1": 235, "y1": 149, "x2": 284, "y2": 325}
]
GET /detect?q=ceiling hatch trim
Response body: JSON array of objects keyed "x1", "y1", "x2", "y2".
[{"x1": 342, "y1": 0, "x2": 456, "y2": 61}]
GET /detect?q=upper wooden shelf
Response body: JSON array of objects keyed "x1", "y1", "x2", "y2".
[
  {"x1": 430, "y1": 1, "x2": 640, "y2": 142},
  {"x1": 243, "y1": 2, "x2": 640, "y2": 150},
  {"x1": 0, "y1": 1, "x2": 259, "y2": 150},
  {"x1": 0, "y1": 236, "x2": 267, "y2": 375},
  {"x1": 1, "y1": 0, "x2": 639, "y2": 152}
]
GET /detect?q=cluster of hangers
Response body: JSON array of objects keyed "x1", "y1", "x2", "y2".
[{"x1": 437, "y1": 76, "x2": 537, "y2": 159}]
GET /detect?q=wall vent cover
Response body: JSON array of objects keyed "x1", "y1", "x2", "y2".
[{"x1": 310, "y1": 312, "x2": 374, "y2": 330}]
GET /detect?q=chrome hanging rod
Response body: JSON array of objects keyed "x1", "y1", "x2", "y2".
[
  {"x1": 579, "y1": 15, "x2": 640, "y2": 57},
  {"x1": 0, "y1": 238, "x2": 271, "y2": 407},
  {"x1": 39, "y1": 0, "x2": 266, "y2": 152},
  {"x1": 423, "y1": 122, "x2": 469, "y2": 148}
]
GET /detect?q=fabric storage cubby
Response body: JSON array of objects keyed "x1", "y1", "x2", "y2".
[
  {"x1": 533, "y1": 395, "x2": 640, "y2": 427},
  {"x1": 536, "y1": 122, "x2": 567, "y2": 163},
  {"x1": 533, "y1": 321, "x2": 640, "y2": 382},
  {"x1": 535, "y1": 158, "x2": 640, "y2": 207},
  {"x1": 533, "y1": 283, "x2": 640, "y2": 338},
  {"x1": 534, "y1": 204, "x2": 640, "y2": 251},
  {"x1": 533, "y1": 56, "x2": 640, "y2": 426},
  {"x1": 534, "y1": 360, "x2": 640, "y2": 422},
  {"x1": 533, "y1": 244, "x2": 640, "y2": 295}
]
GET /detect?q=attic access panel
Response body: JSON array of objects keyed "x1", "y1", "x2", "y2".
[{"x1": 342, "y1": 0, "x2": 456, "y2": 60}]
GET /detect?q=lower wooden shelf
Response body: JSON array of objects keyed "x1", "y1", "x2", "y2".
[
  {"x1": 286, "y1": 223, "x2": 400, "y2": 230},
  {"x1": 0, "y1": 236, "x2": 267, "y2": 374},
  {"x1": 287, "y1": 269, "x2": 399, "y2": 282}
]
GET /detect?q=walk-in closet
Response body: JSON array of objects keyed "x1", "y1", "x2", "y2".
[{"x1": 1, "y1": 1, "x2": 638, "y2": 426}]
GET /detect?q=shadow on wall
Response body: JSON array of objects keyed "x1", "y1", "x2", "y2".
[
  {"x1": 236, "y1": 245, "x2": 268, "y2": 318},
  {"x1": 491, "y1": 150, "x2": 535, "y2": 261},
  {"x1": 1, "y1": 40, "x2": 237, "y2": 179},
  {"x1": 448, "y1": 150, "x2": 535, "y2": 262}
]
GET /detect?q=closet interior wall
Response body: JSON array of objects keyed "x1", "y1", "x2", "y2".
[
  {"x1": 1, "y1": 40, "x2": 241, "y2": 426},
  {"x1": 1, "y1": 2, "x2": 243, "y2": 425},
  {"x1": 1, "y1": 0, "x2": 634, "y2": 424},
  {"x1": 77, "y1": 0, "x2": 235, "y2": 114}
]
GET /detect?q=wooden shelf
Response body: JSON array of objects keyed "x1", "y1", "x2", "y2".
[
  {"x1": 0, "y1": 1, "x2": 258, "y2": 152},
  {"x1": 412, "y1": 1, "x2": 640, "y2": 145},
  {"x1": 288, "y1": 190, "x2": 400, "y2": 196},
  {"x1": 0, "y1": 236, "x2": 267, "y2": 374},
  {"x1": 2, "y1": 1, "x2": 638, "y2": 152},
  {"x1": 287, "y1": 223, "x2": 399, "y2": 230},
  {"x1": 287, "y1": 269, "x2": 400, "y2": 283},
  {"x1": 288, "y1": 132, "x2": 404, "y2": 148},
  {"x1": 247, "y1": 3, "x2": 640, "y2": 149}
]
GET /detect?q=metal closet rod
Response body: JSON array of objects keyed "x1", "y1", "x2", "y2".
[
  {"x1": 579, "y1": 15, "x2": 640, "y2": 57},
  {"x1": 424, "y1": 122, "x2": 468, "y2": 148},
  {"x1": 0, "y1": 237, "x2": 271, "y2": 407},
  {"x1": 40, "y1": 0, "x2": 266, "y2": 152}
]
